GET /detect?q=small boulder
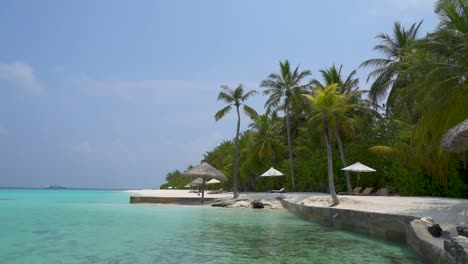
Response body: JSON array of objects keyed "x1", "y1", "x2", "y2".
[{"x1": 251, "y1": 200, "x2": 264, "y2": 209}]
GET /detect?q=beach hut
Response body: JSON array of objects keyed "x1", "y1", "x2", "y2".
[
  {"x1": 341, "y1": 162, "x2": 376, "y2": 186},
  {"x1": 183, "y1": 162, "x2": 227, "y2": 204},
  {"x1": 441, "y1": 118, "x2": 468, "y2": 153}
]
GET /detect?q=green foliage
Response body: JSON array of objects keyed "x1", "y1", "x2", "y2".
[
  {"x1": 160, "y1": 170, "x2": 192, "y2": 189},
  {"x1": 160, "y1": 2, "x2": 468, "y2": 198}
]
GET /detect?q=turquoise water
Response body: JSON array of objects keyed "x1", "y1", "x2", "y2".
[{"x1": 0, "y1": 189, "x2": 422, "y2": 263}]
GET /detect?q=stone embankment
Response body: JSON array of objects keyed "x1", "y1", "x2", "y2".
[{"x1": 281, "y1": 198, "x2": 468, "y2": 264}]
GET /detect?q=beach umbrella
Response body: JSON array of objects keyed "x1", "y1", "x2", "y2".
[
  {"x1": 183, "y1": 162, "x2": 227, "y2": 204},
  {"x1": 184, "y1": 184, "x2": 191, "y2": 188},
  {"x1": 189, "y1": 177, "x2": 204, "y2": 187},
  {"x1": 206, "y1": 178, "x2": 221, "y2": 184},
  {"x1": 341, "y1": 162, "x2": 376, "y2": 186},
  {"x1": 260, "y1": 167, "x2": 285, "y2": 177},
  {"x1": 260, "y1": 167, "x2": 285, "y2": 190},
  {"x1": 440, "y1": 118, "x2": 468, "y2": 153}
]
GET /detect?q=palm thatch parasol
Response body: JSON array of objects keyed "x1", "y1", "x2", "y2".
[
  {"x1": 183, "y1": 162, "x2": 227, "y2": 204},
  {"x1": 189, "y1": 177, "x2": 204, "y2": 187},
  {"x1": 441, "y1": 118, "x2": 468, "y2": 153}
]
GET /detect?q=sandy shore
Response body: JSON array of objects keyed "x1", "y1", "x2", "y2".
[{"x1": 124, "y1": 190, "x2": 466, "y2": 235}]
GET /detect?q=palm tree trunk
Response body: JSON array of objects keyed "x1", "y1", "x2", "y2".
[
  {"x1": 334, "y1": 129, "x2": 352, "y2": 192},
  {"x1": 324, "y1": 113, "x2": 339, "y2": 205},
  {"x1": 285, "y1": 100, "x2": 296, "y2": 191},
  {"x1": 232, "y1": 105, "x2": 241, "y2": 198}
]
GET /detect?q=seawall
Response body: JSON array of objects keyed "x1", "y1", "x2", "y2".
[
  {"x1": 281, "y1": 199, "x2": 466, "y2": 264},
  {"x1": 129, "y1": 196, "x2": 217, "y2": 205}
]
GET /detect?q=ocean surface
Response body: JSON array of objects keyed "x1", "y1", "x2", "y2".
[{"x1": 0, "y1": 189, "x2": 422, "y2": 263}]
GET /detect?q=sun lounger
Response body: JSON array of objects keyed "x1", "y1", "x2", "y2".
[
  {"x1": 345, "y1": 187, "x2": 373, "y2": 196},
  {"x1": 270, "y1": 187, "x2": 285, "y2": 193},
  {"x1": 359, "y1": 187, "x2": 374, "y2": 195},
  {"x1": 338, "y1": 187, "x2": 362, "y2": 195},
  {"x1": 208, "y1": 188, "x2": 223, "y2": 194}
]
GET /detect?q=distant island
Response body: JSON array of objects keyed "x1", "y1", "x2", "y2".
[{"x1": 47, "y1": 185, "x2": 67, "y2": 189}]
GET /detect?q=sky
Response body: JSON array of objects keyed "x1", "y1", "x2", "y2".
[{"x1": 0, "y1": 0, "x2": 439, "y2": 189}]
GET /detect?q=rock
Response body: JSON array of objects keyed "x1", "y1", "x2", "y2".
[
  {"x1": 251, "y1": 200, "x2": 264, "y2": 209},
  {"x1": 444, "y1": 236, "x2": 468, "y2": 264},
  {"x1": 375, "y1": 188, "x2": 389, "y2": 196},
  {"x1": 211, "y1": 200, "x2": 236, "y2": 207}
]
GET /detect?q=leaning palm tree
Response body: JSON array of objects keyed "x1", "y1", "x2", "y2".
[
  {"x1": 304, "y1": 83, "x2": 347, "y2": 205},
  {"x1": 215, "y1": 84, "x2": 258, "y2": 198},
  {"x1": 260, "y1": 60, "x2": 311, "y2": 191},
  {"x1": 361, "y1": 21, "x2": 422, "y2": 112},
  {"x1": 311, "y1": 65, "x2": 363, "y2": 192}
]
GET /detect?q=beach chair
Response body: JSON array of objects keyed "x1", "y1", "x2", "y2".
[
  {"x1": 359, "y1": 187, "x2": 374, "y2": 195},
  {"x1": 270, "y1": 187, "x2": 285, "y2": 193},
  {"x1": 338, "y1": 187, "x2": 362, "y2": 195},
  {"x1": 346, "y1": 187, "x2": 373, "y2": 196},
  {"x1": 208, "y1": 188, "x2": 223, "y2": 194}
]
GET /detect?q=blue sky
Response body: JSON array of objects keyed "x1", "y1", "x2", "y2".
[{"x1": 0, "y1": 0, "x2": 439, "y2": 189}]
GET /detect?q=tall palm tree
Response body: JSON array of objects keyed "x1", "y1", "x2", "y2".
[
  {"x1": 304, "y1": 83, "x2": 347, "y2": 205},
  {"x1": 361, "y1": 21, "x2": 422, "y2": 112},
  {"x1": 311, "y1": 65, "x2": 368, "y2": 192},
  {"x1": 311, "y1": 65, "x2": 363, "y2": 192},
  {"x1": 215, "y1": 84, "x2": 258, "y2": 198},
  {"x1": 261, "y1": 60, "x2": 311, "y2": 191}
]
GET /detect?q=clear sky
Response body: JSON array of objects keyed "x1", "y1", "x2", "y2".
[{"x1": 0, "y1": 0, "x2": 439, "y2": 189}]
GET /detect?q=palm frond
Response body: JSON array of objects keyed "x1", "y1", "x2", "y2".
[{"x1": 215, "y1": 105, "x2": 232, "y2": 121}]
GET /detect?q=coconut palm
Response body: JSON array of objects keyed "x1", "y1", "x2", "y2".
[
  {"x1": 310, "y1": 65, "x2": 369, "y2": 192},
  {"x1": 387, "y1": 0, "x2": 468, "y2": 186},
  {"x1": 215, "y1": 84, "x2": 258, "y2": 198},
  {"x1": 361, "y1": 21, "x2": 422, "y2": 112},
  {"x1": 248, "y1": 112, "x2": 285, "y2": 160},
  {"x1": 260, "y1": 60, "x2": 311, "y2": 191},
  {"x1": 304, "y1": 83, "x2": 349, "y2": 205}
]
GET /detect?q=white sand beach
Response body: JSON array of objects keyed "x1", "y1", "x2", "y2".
[{"x1": 125, "y1": 190, "x2": 467, "y2": 235}]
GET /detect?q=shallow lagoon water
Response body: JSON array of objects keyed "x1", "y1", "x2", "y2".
[{"x1": 0, "y1": 189, "x2": 422, "y2": 263}]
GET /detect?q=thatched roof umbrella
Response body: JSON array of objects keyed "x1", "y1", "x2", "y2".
[
  {"x1": 441, "y1": 118, "x2": 468, "y2": 153},
  {"x1": 189, "y1": 177, "x2": 204, "y2": 187},
  {"x1": 183, "y1": 162, "x2": 227, "y2": 204}
]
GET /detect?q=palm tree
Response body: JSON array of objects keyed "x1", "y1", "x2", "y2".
[
  {"x1": 304, "y1": 83, "x2": 346, "y2": 205},
  {"x1": 260, "y1": 60, "x2": 311, "y2": 191},
  {"x1": 311, "y1": 65, "x2": 363, "y2": 192},
  {"x1": 215, "y1": 84, "x2": 258, "y2": 198},
  {"x1": 313, "y1": 65, "x2": 373, "y2": 192},
  {"x1": 248, "y1": 113, "x2": 285, "y2": 160},
  {"x1": 361, "y1": 21, "x2": 422, "y2": 113}
]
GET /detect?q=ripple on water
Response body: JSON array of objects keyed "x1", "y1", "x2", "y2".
[{"x1": 0, "y1": 190, "x2": 422, "y2": 264}]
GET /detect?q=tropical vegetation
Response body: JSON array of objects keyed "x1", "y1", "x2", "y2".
[{"x1": 162, "y1": 0, "x2": 468, "y2": 199}]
